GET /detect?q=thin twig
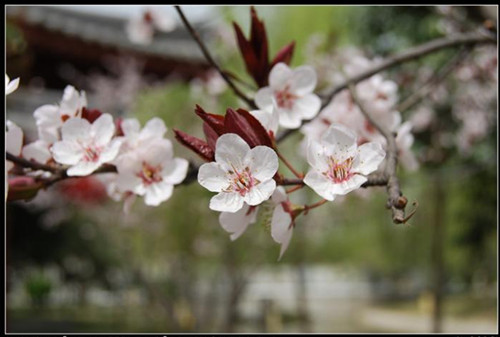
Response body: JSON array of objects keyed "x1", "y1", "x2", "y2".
[
  {"x1": 348, "y1": 84, "x2": 407, "y2": 224},
  {"x1": 175, "y1": 5, "x2": 257, "y2": 109},
  {"x1": 7, "y1": 152, "x2": 117, "y2": 190},
  {"x1": 6, "y1": 152, "x2": 62, "y2": 173},
  {"x1": 276, "y1": 150, "x2": 304, "y2": 179},
  {"x1": 276, "y1": 31, "x2": 496, "y2": 143},
  {"x1": 396, "y1": 46, "x2": 472, "y2": 112}
]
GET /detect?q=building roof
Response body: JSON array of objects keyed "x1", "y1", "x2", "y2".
[{"x1": 6, "y1": 5, "x2": 213, "y2": 63}]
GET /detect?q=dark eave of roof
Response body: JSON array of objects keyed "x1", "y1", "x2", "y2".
[{"x1": 6, "y1": 5, "x2": 211, "y2": 63}]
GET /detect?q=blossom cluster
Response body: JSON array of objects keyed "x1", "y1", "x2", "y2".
[
  {"x1": 301, "y1": 49, "x2": 418, "y2": 171},
  {"x1": 5, "y1": 81, "x2": 188, "y2": 210},
  {"x1": 5, "y1": 7, "x2": 427, "y2": 261}
]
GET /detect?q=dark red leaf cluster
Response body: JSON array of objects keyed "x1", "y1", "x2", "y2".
[
  {"x1": 174, "y1": 105, "x2": 274, "y2": 162},
  {"x1": 233, "y1": 6, "x2": 295, "y2": 87}
]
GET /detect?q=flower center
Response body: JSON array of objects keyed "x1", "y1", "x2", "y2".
[
  {"x1": 324, "y1": 156, "x2": 354, "y2": 183},
  {"x1": 83, "y1": 146, "x2": 102, "y2": 162},
  {"x1": 226, "y1": 166, "x2": 260, "y2": 196},
  {"x1": 138, "y1": 161, "x2": 163, "y2": 186},
  {"x1": 275, "y1": 85, "x2": 297, "y2": 110}
]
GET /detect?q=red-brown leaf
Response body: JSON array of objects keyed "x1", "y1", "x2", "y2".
[
  {"x1": 271, "y1": 41, "x2": 296, "y2": 67},
  {"x1": 224, "y1": 108, "x2": 273, "y2": 148},
  {"x1": 203, "y1": 123, "x2": 219, "y2": 151},
  {"x1": 174, "y1": 129, "x2": 214, "y2": 162},
  {"x1": 194, "y1": 105, "x2": 225, "y2": 136}
]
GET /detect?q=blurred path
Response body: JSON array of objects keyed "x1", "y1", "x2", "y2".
[{"x1": 360, "y1": 307, "x2": 497, "y2": 333}]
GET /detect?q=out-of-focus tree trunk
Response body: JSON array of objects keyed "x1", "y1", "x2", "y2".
[
  {"x1": 295, "y1": 230, "x2": 311, "y2": 332},
  {"x1": 430, "y1": 171, "x2": 446, "y2": 333}
]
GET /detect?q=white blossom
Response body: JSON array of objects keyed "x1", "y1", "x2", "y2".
[
  {"x1": 250, "y1": 108, "x2": 280, "y2": 135},
  {"x1": 6, "y1": 120, "x2": 23, "y2": 198},
  {"x1": 396, "y1": 121, "x2": 419, "y2": 171},
  {"x1": 126, "y1": 8, "x2": 176, "y2": 45},
  {"x1": 22, "y1": 140, "x2": 52, "y2": 165},
  {"x1": 5, "y1": 74, "x2": 19, "y2": 95},
  {"x1": 270, "y1": 187, "x2": 294, "y2": 261},
  {"x1": 304, "y1": 124, "x2": 385, "y2": 201},
  {"x1": 51, "y1": 114, "x2": 123, "y2": 176},
  {"x1": 33, "y1": 85, "x2": 87, "y2": 143},
  {"x1": 115, "y1": 117, "x2": 167, "y2": 163},
  {"x1": 198, "y1": 133, "x2": 278, "y2": 213},
  {"x1": 219, "y1": 204, "x2": 258, "y2": 241},
  {"x1": 255, "y1": 63, "x2": 321, "y2": 129},
  {"x1": 115, "y1": 139, "x2": 188, "y2": 206}
]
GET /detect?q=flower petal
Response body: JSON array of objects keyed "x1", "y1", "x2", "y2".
[
  {"x1": 22, "y1": 140, "x2": 52, "y2": 164},
  {"x1": 61, "y1": 117, "x2": 91, "y2": 143},
  {"x1": 99, "y1": 138, "x2": 124, "y2": 163},
  {"x1": 271, "y1": 186, "x2": 288, "y2": 204},
  {"x1": 67, "y1": 161, "x2": 101, "y2": 176},
  {"x1": 33, "y1": 104, "x2": 61, "y2": 143},
  {"x1": 245, "y1": 145, "x2": 278, "y2": 182},
  {"x1": 144, "y1": 181, "x2": 174, "y2": 206},
  {"x1": 51, "y1": 140, "x2": 84, "y2": 165},
  {"x1": 250, "y1": 108, "x2": 279, "y2": 135},
  {"x1": 243, "y1": 179, "x2": 276, "y2": 206},
  {"x1": 289, "y1": 65, "x2": 317, "y2": 96},
  {"x1": 306, "y1": 139, "x2": 329, "y2": 172},
  {"x1": 209, "y1": 192, "x2": 244, "y2": 213},
  {"x1": 6, "y1": 120, "x2": 23, "y2": 156},
  {"x1": 198, "y1": 162, "x2": 230, "y2": 192},
  {"x1": 121, "y1": 118, "x2": 141, "y2": 137},
  {"x1": 140, "y1": 117, "x2": 167, "y2": 140},
  {"x1": 321, "y1": 124, "x2": 358, "y2": 161},
  {"x1": 328, "y1": 174, "x2": 368, "y2": 196},
  {"x1": 293, "y1": 94, "x2": 321, "y2": 120},
  {"x1": 255, "y1": 87, "x2": 274, "y2": 110},
  {"x1": 271, "y1": 204, "x2": 293, "y2": 261},
  {"x1": 303, "y1": 170, "x2": 336, "y2": 201},
  {"x1": 269, "y1": 62, "x2": 293, "y2": 90},
  {"x1": 91, "y1": 113, "x2": 115, "y2": 146},
  {"x1": 219, "y1": 204, "x2": 257, "y2": 241},
  {"x1": 214, "y1": 133, "x2": 250, "y2": 172},
  {"x1": 278, "y1": 108, "x2": 303, "y2": 129},
  {"x1": 115, "y1": 171, "x2": 143, "y2": 193},
  {"x1": 355, "y1": 142, "x2": 386, "y2": 176},
  {"x1": 5, "y1": 75, "x2": 20, "y2": 95},
  {"x1": 162, "y1": 158, "x2": 189, "y2": 185}
]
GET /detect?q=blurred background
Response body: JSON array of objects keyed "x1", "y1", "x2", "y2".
[{"x1": 5, "y1": 5, "x2": 497, "y2": 333}]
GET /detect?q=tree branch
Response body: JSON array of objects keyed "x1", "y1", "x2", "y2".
[
  {"x1": 347, "y1": 84, "x2": 407, "y2": 224},
  {"x1": 175, "y1": 5, "x2": 257, "y2": 109},
  {"x1": 7, "y1": 152, "x2": 117, "y2": 189},
  {"x1": 396, "y1": 46, "x2": 472, "y2": 112},
  {"x1": 276, "y1": 31, "x2": 496, "y2": 143}
]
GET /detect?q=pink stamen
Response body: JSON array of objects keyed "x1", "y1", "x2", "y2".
[
  {"x1": 137, "y1": 161, "x2": 163, "y2": 186},
  {"x1": 324, "y1": 156, "x2": 354, "y2": 184},
  {"x1": 275, "y1": 85, "x2": 298, "y2": 110},
  {"x1": 226, "y1": 165, "x2": 260, "y2": 196},
  {"x1": 83, "y1": 146, "x2": 101, "y2": 162}
]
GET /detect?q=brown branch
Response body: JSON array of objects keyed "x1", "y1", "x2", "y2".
[
  {"x1": 276, "y1": 31, "x2": 496, "y2": 143},
  {"x1": 6, "y1": 152, "x2": 62, "y2": 173},
  {"x1": 396, "y1": 46, "x2": 472, "y2": 112},
  {"x1": 7, "y1": 152, "x2": 117, "y2": 189},
  {"x1": 348, "y1": 84, "x2": 407, "y2": 224},
  {"x1": 175, "y1": 5, "x2": 257, "y2": 109},
  {"x1": 321, "y1": 32, "x2": 495, "y2": 107}
]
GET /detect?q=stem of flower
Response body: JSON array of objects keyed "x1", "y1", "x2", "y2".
[
  {"x1": 303, "y1": 199, "x2": 328, "y2": 214},
  {"x1": 174, "y1": 6, "x2": 257, "y2": 109},
  {"x1": 275, "y1": 150, "x2": 304, "y2": 179},
  {"x1": 286, "y1": 184, "x2": 304, "y2": 194}
]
